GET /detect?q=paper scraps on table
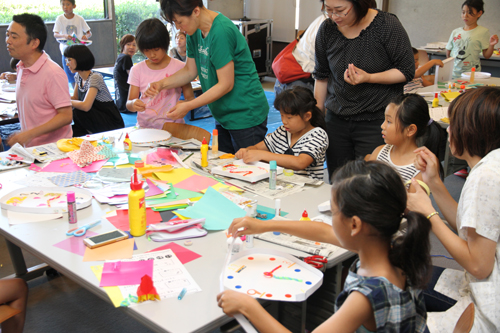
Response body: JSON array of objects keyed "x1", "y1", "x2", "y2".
[
  {"x1": 53, "y1": 231, "x2": 98, "y2": 256},
  {"x1": 97, "y1": 144, "x2": 117, "y2": 159},
  {"x1": 145, "y1": 178, "x2": 164, "y2": 197},
  {"x1": 137, "y1": 274, "x2": 160, "y2": 302},
  {"x1": 83, "y1": 238, "x2": 135, "y2": 262},
  {"x1": 106, "y1": 208, "x2": 162, "y2": 231},
  {"x1": 8, "y1": 210, "x2": 63, "y2": 225},
  {"x1": 145, "y1": 148, "x2": 179, "y2": 167},
  {"x1": 147, "y1": 242, "x2": 201, "y2": 264},
  {"x1": 178, "y1": 187, "x2": 245, "y2": 230},
  {"x1": 100, "y1": 260, "x2": 154, "y2": 287},
  {"x1": 174, "y1": 174, "x2": 219, "y2": 193},
  {"x1": 47, "y1": 170, "x2": 93, "y2": 187},
  {"x1": 90, "y1": 265, "x2": 125, "y2": 307},
  {"x1": 154, "y1": 168, "x2": 197, "y2": 184},
  {"x1": 40, "y1": 157, "x2": 108, "y2": 173},
  {"x1": 67, "y1": 139, "x2": 105, "y2": 167}
]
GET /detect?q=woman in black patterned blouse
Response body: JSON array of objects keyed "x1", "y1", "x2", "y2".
[{"x1": 314, "y1": 0, "x2": 415, "y2": 180}]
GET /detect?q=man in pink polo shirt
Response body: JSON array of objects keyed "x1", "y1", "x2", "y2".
[{"x1": 6, "y1": 13, "x2": 73, "y2": 147}]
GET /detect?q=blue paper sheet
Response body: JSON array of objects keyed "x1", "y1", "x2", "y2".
[{"x1": 178, "y1": 187, "x2": 245, "y2": 230}]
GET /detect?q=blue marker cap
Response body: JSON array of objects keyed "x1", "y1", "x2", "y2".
[
  {"x1": 178, "y1": 287, "x2": 187, "y2": 300},
  {"x1": 270, "y1": 160, "x2": 277, "y2": 170}
]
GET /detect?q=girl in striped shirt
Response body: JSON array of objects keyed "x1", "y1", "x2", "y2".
[
  {"x1": 235, "y1": 86, "x2": 328, "y2": 180},
  {"x1": 366, "y1": 94, "x2": 446, "y2": 191}
]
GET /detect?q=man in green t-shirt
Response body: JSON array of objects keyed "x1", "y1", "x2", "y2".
[{"x1": 145, "y1": 0, "x2": 269, "y2": 154}]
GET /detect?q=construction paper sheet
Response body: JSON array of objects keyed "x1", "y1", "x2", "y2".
[
  {"x1": 158, "y1": 210, "x2": 175, "y2": 221},
  {"x1": 83, "y1": 238, "x2": 135, "y2": 262},
  {"x1": 145, "y1": 179, "x2": 164, "y2": 198},
  {"x1": 123, "y1": 231, "x2": 138, "y2": 250},
  {"x1": 147, "y1": 242, "x2": 201, "y2": 264},
  {"x1": 154, "y1": 168, "x2": 197, "y2": 184},
  {"x1": 146, "y1": 148, "x2": 178, "y2": 166},
  {"x1": 178, "y1": 187, "x2": 246, "y2": 230},
  {"x1": 8, "y1": 210, "x2": 63, "y2": 224},
  {"x1": 105, "y1": 153, "x2": 130, "y2": 166},
  {"x1": 256, "y1": 204, "x2": 288, "y2": 218},
  {"x1": 90, "y1": 265, "x2": 125, "y2": 307},
  {"x1": 53, "y1": 231, "x2": 98, "y2": 256},
  {"x1": 100, "y1": 260, "x2": 154, "y2": 287},
  {"x1": 47, "y1": 170, "x2": 93, "y2": 187},
  {"x1": 174, "y1": 174, "x2": 219, "y2": 193},
  {"x1": 106, "y1": 208, "x2": 162, "y2": 231},
  {"x1": 40, "y1": 158, "x2": 108, "y2": 173},
  {"x1": 201, "y1": 182, "x2": 244, "y2": 194}
]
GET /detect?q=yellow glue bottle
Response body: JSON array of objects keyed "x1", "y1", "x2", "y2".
[
  {"x1": 201, "y1": 137, "x2": 208, "y2": 167},
  {"x1": 432, "y1": 93, "x2": 439, "y2": 108},
  {"x1": 123, "y1": 133, "x2": 132, "y2": 152},
  {"x1": 129, "y1": 168, "x2": 146, "y2": 236},
  {"x1": 212, "y1": 129, "x2": 218, "y2": 156},
  {"x1": 299, "y1": 210, "x2": 311, "y2": 221},
  {"x1": 470, "y1": 67, "x2": 476, "y2": 83}
]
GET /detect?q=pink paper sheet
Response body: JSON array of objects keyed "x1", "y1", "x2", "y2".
[
  {"x1": 145, "y1": 148, "x2": 178, "y2": 167},
  {"x1": 100, "y1": 260, "x2": 154, "y2": 287},
  {"x1": 145, "y1": 178, "x2": 163, "y2": 197},
  {"x1": 53, "y1": 231, "x2": 98, "y2": 256},
  {"x1": 147, "y1": 242, "x2": 201, "y2": 264},
  {"x1": 40, "y1": 158, "x2": 108, "y2": 173},
  {"x1": 174, "y1": 175, "x2": 219, "y2": 193}
]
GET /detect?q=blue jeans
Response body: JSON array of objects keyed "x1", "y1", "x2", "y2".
[
  {"x1": 62, "y1": 54, "x2": 75, "y2": 85},
  {"x1": 274, "y1": 79, "x2": 314, "y2": 96},
  {"x1": 423, "y1": 266, "x2": 457, "y2": 312},
  {"x1": 215, "y1": 119, "x2": 268, "y2": 154}
]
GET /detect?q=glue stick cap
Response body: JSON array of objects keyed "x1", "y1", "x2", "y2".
[
  {"x1": 130, "y1": 168, "x2": 143, "y2": 190},
  {"x1": 270, "y1": 160, "x2": 277, "y2": 170},
  {"x1": 213, "y1": 129, "x2": 218, "y2": 136},
  {"x1": 67, "y1": 191, "x2": 75, "y2": 202},
  {"x1": 135, "y1": 160, "x2": 144, "y2": 168},
  {"x1": 202, "y1": 137, "x2": 207, "y2": 145}
]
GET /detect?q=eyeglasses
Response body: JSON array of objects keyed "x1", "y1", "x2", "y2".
[{"x1": 323, "y1": 5, "x2": 353, "y2": 18}]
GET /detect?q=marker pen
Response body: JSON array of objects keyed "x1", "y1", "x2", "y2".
[
  {"x1": 178, "y1": 287, "x2": 187, "y2": 300},
  {"x1": 67, "y1": 191, "x2": 77, "y2": 224}
]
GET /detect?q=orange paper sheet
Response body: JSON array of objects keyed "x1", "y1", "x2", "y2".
[{"x1": 83, "y1": 238, "x2": 135, "y2": 262}]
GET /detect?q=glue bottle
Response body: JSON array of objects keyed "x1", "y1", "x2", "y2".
[
  {"x1": 269, "y1": 160, "x2": 277, "y2": 190},
  {"x1": 212, "y1": 129, "x2": 218, "y2": 156},
  {"x1": 123, "y1": 133, "x2": 132, "y2": 152},
  {"x1": 201, "y1": 137, "x2": 208, "y2": 167},
  {"x1": 470, "y1": 67, "x2": 476, "y2": 83},
  {"x1": 129, "y1": 168, "x2": 146, "y2": 236},
  {"x1": 299, "y1": 210, "x2": 311, "y2": 221},
  {"x1": 432, "y1": 93, "x2": 439, "y2": 108}
]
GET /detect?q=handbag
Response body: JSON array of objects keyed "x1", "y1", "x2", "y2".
[{"x1": 272, "y1": 38, "x2": 311, "y2": 84}]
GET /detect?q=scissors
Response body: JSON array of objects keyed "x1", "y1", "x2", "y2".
[
  {"x1": 297, "y1": 255, "x2": 328, "y2": 271},
  {"x1": 66, "y1": 221, "x2": 101, "y2": 237}
]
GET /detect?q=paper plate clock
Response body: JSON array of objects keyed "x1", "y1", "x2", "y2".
[
  {"x1": 212, "y1": 160, "x2": 284, "y2": 183},
  {"x1": 129, "y1": 129, "x2": 172, "y2": 147},
  {"x1": 223, "y1": 248, "x2": 323, "y2": 302},
  {"x1": 0, "y1": 187, "x2": 92, "y2": 214}
]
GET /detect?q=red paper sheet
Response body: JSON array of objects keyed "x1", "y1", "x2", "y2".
[
  {"x1": 147, "y1": 242, "x2": 201, "y2": 264},
  {"x1": 107, "y1": 208, "x2": 162, "y2": 231}
]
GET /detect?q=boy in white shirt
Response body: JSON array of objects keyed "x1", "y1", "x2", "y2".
[{"x1": 53, "y1": 0, "x2": 91, "y2": 85}]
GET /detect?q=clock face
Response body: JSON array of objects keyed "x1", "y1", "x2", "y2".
[{"x1": 223, "y1": 249, "x2": 323, "y2": 302}]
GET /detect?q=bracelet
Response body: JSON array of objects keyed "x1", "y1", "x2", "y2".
[{"x1": 427, "y1": 211, "x2": 439, "y2": 220}]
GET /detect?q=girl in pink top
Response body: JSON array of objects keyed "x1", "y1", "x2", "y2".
[{"x1": 127, "y1": 18, "x2": 194, "y2": 129}]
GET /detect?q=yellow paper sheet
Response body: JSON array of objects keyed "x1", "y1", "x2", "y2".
[
  {"x1": 173, "y1": 211, "x2": 191, "y2": 220},
  {"x1": 83, "y1": 238, "x2": 134, "y2": 262},
  {"x1": 90, "y1": 265, "x2": 125, "y2": 308},
  {"x1": 200, "y1": 183, "x2": 244, "y2": 194},
  {"x1": 440, "y1": 91, "x2": 461, "y2": 102},
  {"x1": 154, "y1": 168, "x2": 197, "y2": 184}
]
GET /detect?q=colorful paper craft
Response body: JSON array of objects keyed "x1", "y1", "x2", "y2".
[
  {"x1": 53, "y1": 231, "x2": 98, "y2": 256},
  {"x1": 174, "y1": 174, "x2": 219, "y2": 193},
  {"x1": 83, "y1": 238, "x2": 135, "y2": 262},
  {"x1": 212, "y1": 160, "x2": 284, "y2": 183},
  {"x1": 97, "y1": 144, "x2": 117, "y2": 159},
  {"x1": 145, "y1": 178, "x2": 164, "y2": 197},
  {"x1": 47, "y1": 170, "x2": 93, "y2": 187},
  {"x1": 100, "y1": 260, "x2": 154, "y2": 287},
  {"x1": 67, "y1": 140, "x2": 105, "y2": 167},
  {"x1": 137, "y1": 274, "x2": 160, "y2": 302},
  {"x1": 145, "y1": 148, "x2": 179, "y2": 166},
  {"x1": 40, "y1": 157, "x2": 108, "y2": 173},
  {"x1": 147, "y1": 242, "x2": 201, "y2": 264},
  {"x1": 106, "y1": 208, "x2": 162, "y2": 231},
  {"x1": 178, "y1": 187, "x2": 245, "y2": 230}
]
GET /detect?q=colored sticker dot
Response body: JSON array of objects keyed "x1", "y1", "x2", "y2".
[
  {"x1": 294, "y1": 269, "x2": 301, "y2": 272},
  {"x1": 248, "y1": 257, "x2": 254, "y2": 260},
  {"x1": 235, "y1": 285, "x2": 241, "y2": 289},
  {"x1": 265, "y1": 294, "x2": 273, "y2": 297},
  {"x1": 228, "y1": 276, "x2": 234, "y2": 279},
  {"x1": 305, "y1": 281, "x2": 312, "y2": 285},
  {"x1": 285, "y1": 294, "x2": 292, "y2": 298},
  {"x1": 269, "y1": 257, "x2": 276, "y2": 261},
  {"x1": 315, "y1": 242, "x2": 321, "y2": 245}
]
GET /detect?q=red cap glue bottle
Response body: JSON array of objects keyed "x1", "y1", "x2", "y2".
[
  {"x1": 129, "y1": 168, "x2": 146, "y2": 236},
  {"x1": 123, "y1": 133, "x2": 132, "y2": 152},
  {"x1": 299, "y1": 210, "x2": 311, "y2": 221},
  {"x1": 470, "y1": 67, "x2": 476, "y2": 84},
  {"x1": 432, "y1": 93, "x2": 439, "y2": 108},
  {"x1": 201, "y1": 137, "x2": 209, "y2": 167}
]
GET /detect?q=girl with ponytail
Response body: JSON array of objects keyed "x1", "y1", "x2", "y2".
[
  {"x1": 219, "y1": 160, "x2": 431, "y2": 332},
  {"x1": 235, "y1": 86, "x2": 329, "y2": 180}
]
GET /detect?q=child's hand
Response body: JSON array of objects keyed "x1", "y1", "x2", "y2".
[
  {"x1": 344, "y1": 63, "x2": 370, "y2": 85},
  {"x1": 217, "y1": 290, "x2": 257, "y2": 317},
  {"x1": 240, "y1": 150, "x2": 263, "y2": 164},
  {"x1": 8, "y1": 131, "x2": 32, "y2": 147},
  {"x1": 132, "y1": 99, "x2": 146, "y2": 112},
  {"x1": 490, "y1": 34, "x2": 499, "y2": 46},
  {"x1": 413, "y1": 147, "x2": 440, "y2": 184},
  {"x1": 432, "y1": 59, "x2": 444, "y2": 67},
  {"x1": 407, "y1": 178, "x2": 436, "y2": 218},
  {"x1": 166, "y1": 101, "x2": 191, "y2": 120},
  {"x1": 235, "y1": 148, "x2": 248, "y2": 160},
  {"x1": 229, "y1": 216, "x2": 267, "y2": 237},
  {"x1": 144, "y1": 81, "x2": 161, "y2": 98}
]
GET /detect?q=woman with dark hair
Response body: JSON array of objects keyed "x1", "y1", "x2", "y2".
[
  {"x1": 314, "y1": 0, "x2": 415, "y2": 180},
  {"x1": 114, "y1": 34, "x2": 137, "y2": 113},
  {"x1": 408, "y1": 87, "x2": 500, "y2": 332},
  {"x1": 144, "y1": 0, "x2": 269, "y2": 154}
]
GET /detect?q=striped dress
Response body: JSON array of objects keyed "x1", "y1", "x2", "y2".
[
  {"x1": 264, "y1": 125, "x2": 328, "y2": 180},
  {"x1": 376, "y1": 144, "x2": 419, "y2": 183}
]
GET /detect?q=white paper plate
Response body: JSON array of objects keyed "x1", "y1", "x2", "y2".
[
  {"x1": 128, "y1": 128, "x2": 172, "y2": 147},
  {"x1": 461, "y1": 71, "x2": 491, "y2": 79}
]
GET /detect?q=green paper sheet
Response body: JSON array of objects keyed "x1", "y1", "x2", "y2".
[{"x1": 178, "y1": 187, "x2": 246, "y2": 230}]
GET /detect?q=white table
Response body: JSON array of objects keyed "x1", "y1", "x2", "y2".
[{"x1": 0, "y1": 128, "x2": 352, "y2": 333}]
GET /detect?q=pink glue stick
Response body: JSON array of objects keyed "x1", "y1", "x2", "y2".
[{"x1": 67, "y1": 191, "x2": 77, "y2": 224}]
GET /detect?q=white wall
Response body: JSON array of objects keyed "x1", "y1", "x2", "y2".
[{"x1": 246, "y1": 0, "x2": 296, "y2": 42}]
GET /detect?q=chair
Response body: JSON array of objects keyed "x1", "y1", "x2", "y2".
[
  {"x1": 453, "y1": 302, "x2": 475, "y2": 333},
  {"x1": 0, "y1": 304, "x2": 21, "y2": 324},
  {"x1": 162, "y1": 122, "x2": 211, "y2": 143}
]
